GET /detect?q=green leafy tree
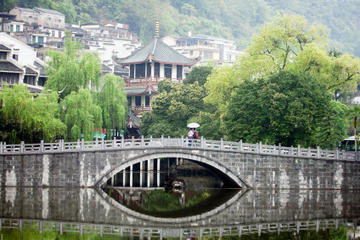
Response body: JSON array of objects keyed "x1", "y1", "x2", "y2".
[
  {"x1": 61, "y1": 89, "x2": 102, "y2": 141},
  {"x1": 141, "y1": 80, "x2": 206, "y2": 137},
  {"x1": 0, "y1": 0, "x2": 16, "y2": 11},
  {"x1": 290, "y1": 43, "x2": 360, "y2": 95},
  {"x1": 313, "y1": 101, "x2": 348, "y2": 149},
  {"x1": 97, "y1": 74, "x2": 127, "y2": 139},
  {"x1": 183, "y1": 65, "x2": 213, "y2": 86},
  {"x1": 0, "y1": 84, "x2": 65, "y2": 143},
  {"x1": 237, "y1": 13, "x2": 329, "y2": 81},
  {"x1": 345, "y1": 105, "x2": 360, "y2": 151},
  {"x1": 45, "y1": 36, "x2": 102, "y2": 99},
  {"x1": 224, "y1": 71, "x2": 333, "y2": 147},
  {"x1": 199, "y1": 65, "x2": 240, "y2": 139}
]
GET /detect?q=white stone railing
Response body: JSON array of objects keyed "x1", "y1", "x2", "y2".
[
  {"x1": 0, "y1": 218, "x2": 353, "y2": 238},
  {"x1": 0, "y1": 136, "x2": 357, "y2": 161}
]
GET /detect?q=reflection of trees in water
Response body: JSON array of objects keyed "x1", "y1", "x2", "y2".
[{"x1": 140, "y1": 189, "x2": 211, "y2": 212}]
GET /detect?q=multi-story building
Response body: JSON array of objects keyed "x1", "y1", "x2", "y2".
[
  {"x1": 114, "y1": 28, "x2": 199, "y2": 136},
  {"x1": 0, "y1": 32, "x2": 47, "y2": 93},
  {"x1": 9, "y1": 7, "x2": 65, "y2": 29},
  {"x1": 162, "y1": 34, "x2": 244, "y2": 65}
]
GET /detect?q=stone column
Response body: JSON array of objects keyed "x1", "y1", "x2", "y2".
[
  {"x1": 157, "y1": 158, "x2": 161, "y2": 187},
  {"x1": 140, "y1": 161, "x2": 144, "y2": 187},
  {"x1": 123, "y1": 169, "x2": 126, "y2": 187},
  {"x1": 148, "y1": 159, "x2": 154, "y2": 187},
  {"x1": 130, "y1": 165, "x2": 133, "y2": 187}
]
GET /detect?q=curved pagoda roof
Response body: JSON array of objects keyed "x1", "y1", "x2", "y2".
[{"x1": 116, "y1": 38, "x2": 199, "y2": 66}]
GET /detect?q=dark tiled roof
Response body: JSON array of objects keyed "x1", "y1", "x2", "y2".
[
  {"x1": 116, "y1": 39, "x2": 199, "y2": 66},
  {"x1": 34, "y1": 7, "x2": 64, "y2": 16},
  {"x1": 125, "y1": 85, "x2": 159, "y2": 96},
  {"x1": 114, "y1": 64, "x2": 128, "y2": 73},
  {"x1": 0, "y1": 44, "x2": 10, "y2": 51},
  {"x1": 0, "y1": 61, "x2": 23, "y2": 73},
  {"x1": 25, "y1": 67, "x2": 38, "y2": 75},
  {"x1": 102, "y1": 64, "x2": 112, "y2": 73},
  {"x1": 34, "y1": 61, "x2": 46, "y2": 77}
]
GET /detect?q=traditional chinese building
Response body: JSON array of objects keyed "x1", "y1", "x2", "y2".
[{"x1": 114, "y1": 21, "x2": 199, "y2": 136}]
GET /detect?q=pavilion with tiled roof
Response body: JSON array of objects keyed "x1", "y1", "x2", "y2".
[{"x1": 113, "y1": 20, "x2": 199, "y2": 137}]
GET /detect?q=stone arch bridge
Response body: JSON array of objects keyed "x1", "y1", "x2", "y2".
[{"x1": 1, "y1": 137, "x2": 360, "y2": 189}]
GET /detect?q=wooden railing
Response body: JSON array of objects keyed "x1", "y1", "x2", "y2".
[{"x1": 0, "y1": 137, "x2": 357, "y2": 161}]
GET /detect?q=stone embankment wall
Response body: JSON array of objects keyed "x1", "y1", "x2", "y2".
[{"x1": 1, "y1": 147, "x2": 360, "y2": 189}]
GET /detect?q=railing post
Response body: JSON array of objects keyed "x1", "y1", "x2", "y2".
[
  {"x1": 220, "y1": 138, "x2": 223, "y2": 150},
  {"x1": 181, "y1": 136, "x2": 184, "y2": 147},
  {"x1": 201, "y1": 136, "x2": 205, "y2": 148},
  {"x1": 278, "y1": 143, "x2": 281, "y2": 155},
  {"x1": 141, "y1": 135, "x2": 144, "y2": 147},
  {"x1": 112, "y1": 137, "x2": 116, "y2": 148},
  {"x1": 20, "y1": 141, "x2": 24, "y2": 153},
  {"x1": 161, "y1": 135, "x2": 164, "y2": 146},
  {"x1": 317, "y1": 146, "x2": 320, "y2": 158},
  {"x1": 239, "y1": 139, "x2": 243, "y2": 152},
  {"x1": 131, "y1": 136, "x2": 134, "y2": 147},
  {"x1": 297, "y1": 145, "x2": 301, "y2": 157},
  {"x1": 259, "y1": 141, "x2": 262, "y2": 153},
  {"x1": 81, "y1": 138, "x2": 84, "y2": 150},
  {"x1": 336, "y1": 149, "x2": 339, "y2": 160},
  {"x1": 121, "y1": 135, "x2": 124, "y2": 148},
  {"x1": 77, "y1": 139, "x2": 80, "y2": 149},
  {"x1": 40, "y1": 140, "x2": 44, "y2": 153},
  {"x1": 101, "y1": 138, "x2": 104, "y2": 149},
  {"x1": 0, "y1": 142, "x2": 3, "y2": 154},
  {"x1": 256, "y1": 143, "x2": 259, "y2": 153}
]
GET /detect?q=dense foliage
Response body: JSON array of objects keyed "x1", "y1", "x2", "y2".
[
  {"x1": 2, "y1": 0, "x2": 360, "y2": 56},
  {"x1": 141, "y1": 79, "x2": 206, "y2": 137},
  {"x1": 224, "y1": 71, "x2": 345, "y2": 147},
  {"x1": 0, "y1": 37, "x2": 127, "y2": 143},
  {"x1": 0, "y1": 84, "x2": 65, "y2": 143}
]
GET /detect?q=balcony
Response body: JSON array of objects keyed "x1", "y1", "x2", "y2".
[{"x1": 124, "y1": 77, "x2": 182, "y2": 87}]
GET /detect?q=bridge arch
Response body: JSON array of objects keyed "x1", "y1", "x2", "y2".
[{"x1": 95, "y1": 151, "x2": 250, "y2": 189}]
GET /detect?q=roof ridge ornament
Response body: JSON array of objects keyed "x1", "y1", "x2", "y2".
[{"x1": 155, "y1": 19, "x2": 159, "y2": 39}]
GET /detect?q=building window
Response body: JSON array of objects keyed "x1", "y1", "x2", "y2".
[
  {"x1": 164, "y1": 64, "x2": 172, "y2": 79},
  {"x1": 16, "y1": 25, "x2": 20, "y2": 32},
  {"x1": 154, "y1": 62, "x2": 160, "y2": 78},
  {"x1": 135, "y1": 63, "x2": 145, "y2": 78},
  {"x1": 38, "y1": 36, "x2": 44, "y2": 43},
  {"x1": 12, "y1": 54, "x2": 18, "y2": 61},
  {"x1": 24, "y1": 76, "x2": 36, "y2": 85},
  {"x1": 127, "y1": 96, "x2": 131, "y2": 106},
  {"x1": 147, "y1": 62, "x2": 151, "y2": 78},
  {"x1": 135, "y1": 96, "x2": 141, "y2": 106},
  {"x1": 10, "y1": 24, "x2": 13, "y2": 32},
  {"x1": 176, "y1": 65, "x2": 183, "y2": 80},
  {"x1": 0, "y1": 52, "x2": 7, "y2": 60},
  {"x1": 32, "y1": 36, "x2": 36, "y2": 43},
  {"x1": 145, "y1": 96, "x2": 150, "y2": 106},
  {"x1": 130, "y1": 64, "x2": 134, "y2": 78}
]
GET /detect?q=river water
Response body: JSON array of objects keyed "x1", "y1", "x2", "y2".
[{"x1": 1, "y1": 159, "x2": 360, "y2": 239}]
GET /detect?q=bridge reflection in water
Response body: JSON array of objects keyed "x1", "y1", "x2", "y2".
[{"x1": 1, "y1": 187, "x2": 360, "y2": 239}]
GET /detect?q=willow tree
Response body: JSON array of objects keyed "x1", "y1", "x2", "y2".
[
  {"x1": 97, "y1": 74, "x2": 127, "y2": 139},
  {"x1": 45, "y1": 36, "x2": 102, "y2": 99},
  {"x1": 0, "y1": 84, "x2": 65, "y2": 143},
  {"x1": 61, "y1": 89, "x2": 102, "y2": 141}
]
